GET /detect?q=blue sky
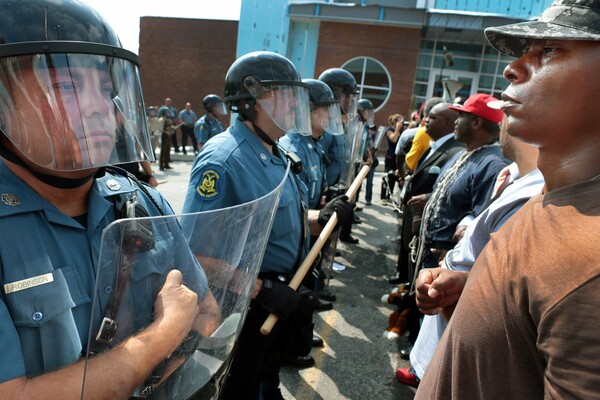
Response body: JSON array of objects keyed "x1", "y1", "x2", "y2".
[{"x1": 82, "y1": 0, "x2": 242, "y2": 53}]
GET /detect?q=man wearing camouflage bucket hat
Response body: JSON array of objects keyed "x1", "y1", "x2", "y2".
[{"x1": 414, "y1": 1, "x2": 600, "y2": 399}]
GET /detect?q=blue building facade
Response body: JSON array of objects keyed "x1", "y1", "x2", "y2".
[{"x1": 236, "y1": 0, "x2": 552, "y2": 120}]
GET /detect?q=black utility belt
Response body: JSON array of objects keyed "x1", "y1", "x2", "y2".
[{"x1": 258, "y1": 272, "x2": 293, "y2": 285}]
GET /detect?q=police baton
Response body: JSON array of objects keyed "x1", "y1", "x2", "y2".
[{"x1": 261, "y1": 163, "x2": 372, "y2": 335}]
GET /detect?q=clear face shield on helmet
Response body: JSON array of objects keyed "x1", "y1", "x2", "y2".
[
  {"x1": 312, "y1": 102, "x2": 344, "y2": 137},
  {"x1": 339, "y1": 91, "x2": 359, "y2": 116},
  {"x1": 244, "y1": 76, "x2": 312, "y2": 136},
  {"x1": 213, "y1": 101, "x2": 228, "y2": 117},
  {"x1": 361, "y1": 108, "x2": 375, "y2": 128},
  {"x1": 0, "y1": 53, "x2": 152, "y2": 171}
]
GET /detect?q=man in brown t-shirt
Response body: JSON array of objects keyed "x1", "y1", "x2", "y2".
[{"x1": 415, "y1": 1, "x2": 600, "y2": 398}]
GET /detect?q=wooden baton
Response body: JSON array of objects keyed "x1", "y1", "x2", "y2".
[{"x1": 260, "y1": 164, "x2": 372, "y2": 335}]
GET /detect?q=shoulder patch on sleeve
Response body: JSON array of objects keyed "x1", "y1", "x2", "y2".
[{"x1": 196, "y1": 169, "x2": 222, "y2": 200}]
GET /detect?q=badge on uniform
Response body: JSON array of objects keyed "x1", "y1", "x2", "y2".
[
  {"x1": 196, "y1": 169, "x2": 221, "y2": 199},
  {"x1": 1, "y1": 193, "x2": 20, "y2": 206}
]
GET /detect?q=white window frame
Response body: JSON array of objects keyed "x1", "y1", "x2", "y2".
[{"x1": 341, "y1": 56, "x2": 392, "y2": 111}]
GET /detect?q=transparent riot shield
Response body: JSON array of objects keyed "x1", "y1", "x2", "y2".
[
  {"x1": 320, "y1": 115, "x2": 363, "y2": 288},
  {"x1": 82, "y1": 167, "x2": 289, "y2": 399},
  {"x1": 340, "y1": 115, "x2": 363, "y2": 192},
  {"x1": 373, "y1": 126, "x2": 387, "y2": 150}
]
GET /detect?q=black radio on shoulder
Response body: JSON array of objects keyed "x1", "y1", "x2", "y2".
[{"x1": 277, "y1": 145, "x2": 303, "y2": 174}]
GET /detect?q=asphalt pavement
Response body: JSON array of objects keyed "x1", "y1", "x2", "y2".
[{"x1": 151, "y1": 151, "x2": 417, "y2": 400}]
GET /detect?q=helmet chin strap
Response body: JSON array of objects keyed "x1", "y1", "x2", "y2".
[
  {"x1": 252, "y1": 122, "x2": 280, "y2": 158},
  {"x1": 236, "y1": 98, "x2": 281, "y2": 157},
  {"x1": 0, "y1": 146, "x2": 102, "y2": 189}
]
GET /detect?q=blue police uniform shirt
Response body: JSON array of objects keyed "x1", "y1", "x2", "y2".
[
  {"x1": 182, "y1": 118, "x2": 309, "y2": 274},
  {"x1": 320, "y1": 131, "x2": 346, "y2": 186},
  {"x1": 0, "y1": 163, "x2": 208, "y2": 382},
  {"x1": 279, "y1": 132, "x2": 325, "y2": 209},
  {"x1": 425, "y1": 145, "x2": 510, "y2": 250},
  {"x1": 178, "y1": 109, "x2": 198, "y2": 126},
  {"x1": 195, "y1": 114, "x2": 225, "y2": 145}
]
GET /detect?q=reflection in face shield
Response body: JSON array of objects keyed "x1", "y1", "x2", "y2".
[
  {"x1": 311, "y1": 103, "x2": 344, "y2": 139},
  {"x1": 311, "y1": 107, "x2": 328, "y2": 138},
  {"x1": 0, "y1": 53, "x2": 151, "y2": 171},
  {"x1": 214, "y1": 102, "x2": 228, "y2": 117},
  {"x1": 340, "y1": 92, "x2": 359, "y2": 116},
  {"x1": 50, "y1": 61, "x2": 117, "y2": 167},
  {"x1": 361, "y1": 109, "x2": 375, "y2": 127},
  {"x1": 263, "y1": 86, "x2": 297, "y2": 131},
  {"x1": 245, "y1": 78, "x2": 312, "y2": 136}
]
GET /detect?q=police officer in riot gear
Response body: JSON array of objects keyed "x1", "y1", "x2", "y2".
[
  {"x1": 318, "y1": 68, "x2": 360, "y2": 118},
  {"x1": 278, "y1": 78, "x2": 345, "y2": 367},
  {"x1": 195, "y1": 94, "x2": 227, "y2": 151},
  {"x1": 183, "y1": 51, "x2": 352, "y2": 400},
  {"x1": 280, "y1": 79, "x2": 344, "y2": 209},
  {"x1": 0, "y1": 0, "x2": 217, "y2": 397},
  {"x1": 357, "y1": 98, "x2": 378, "y2": 205},
  {"x1": 319, "y1": 67, "x2": 361, "y2": 244}
]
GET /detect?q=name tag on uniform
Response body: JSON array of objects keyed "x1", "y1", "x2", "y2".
[{"x1": 3, "y1": 273, "x2": 54, "y2": 294}]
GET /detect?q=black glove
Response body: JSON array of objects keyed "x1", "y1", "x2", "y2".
[
  {"x1": 318, "y1": 194, "x2": 353, "y2": 228},
  {"x1": 255, "y1": 279, "x2": 299, "y2": 320}
]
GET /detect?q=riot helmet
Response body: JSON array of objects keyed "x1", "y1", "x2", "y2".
[
  {"x1": 357, "y1": 98, "x2": 375, "y2": 128},
  {"x1": 318, "y1": 68, "x2": 359, "y2": 116},
  {"x1": 303, "y1": 79, "x2": 343, "y2": 137},
  {"x1": 223, "y1": 51, "x2": 311, "y2": 136},
  {"x1": 0, "y1": 0, "x2": 152, "y2": 173},
  {"x1": 202, "y1": 94, "x2": 228, "y2": 116}
]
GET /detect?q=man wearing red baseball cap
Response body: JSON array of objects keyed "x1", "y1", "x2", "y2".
[
  {"x1": 411, "y1": 93, "x2": 509, "y2": 270},
  {"x1": 448, "y1": 93, "x2": 504, "y2": 125}
]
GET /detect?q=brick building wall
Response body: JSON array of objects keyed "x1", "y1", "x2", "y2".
[
  {"x1": 139, "y1": 17, "x2": 422, "y2": 151},
  {"x1": 139, "y1": 17, "x2": 238, "y2": 129},
  {"x1": 315, "y1": 21, "x2": 421, "y2": 149}
]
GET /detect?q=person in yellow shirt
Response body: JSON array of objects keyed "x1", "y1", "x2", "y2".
[{"x1": 404, "y1": 98, "x2": 444, "y2": 171}]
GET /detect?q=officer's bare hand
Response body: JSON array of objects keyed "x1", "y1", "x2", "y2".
[
  {"x1": 193, "y1": 290, "x2": 221, "y2": 337},
  {"x1": 415, "y1": 268, "x2": 468, "y2": 315},
  {"x1": 407, "y1": 194, "x2": 428, "y2": 213},
  {"x1": 154, "y1": 270, "x2": 199, "y2": 342}
]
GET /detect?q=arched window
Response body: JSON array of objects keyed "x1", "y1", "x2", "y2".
[{"x1": 341, "y1": 56, "x2": 391, "y2": 111}]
